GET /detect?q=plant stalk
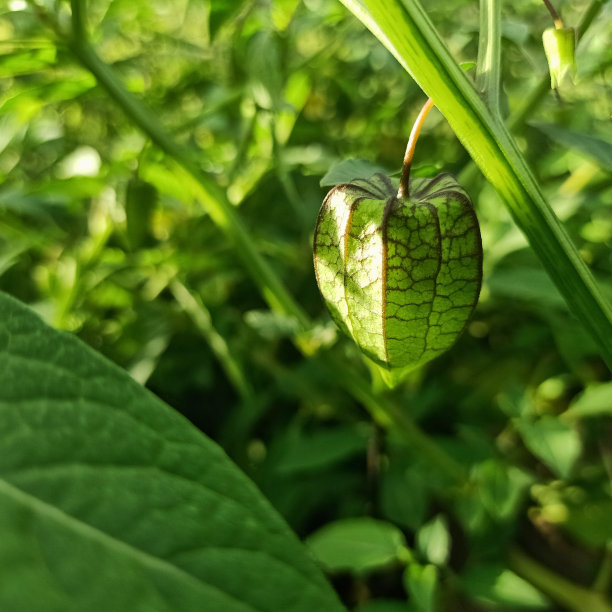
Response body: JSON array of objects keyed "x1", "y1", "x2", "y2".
[
  {"x1": 509, "y1": 547, "x2": 612, "y2": 612},
  {"x1": 398, "y1": 97, "x2": 435, "y2": 199},
  {"x1": 542, "y1": 0, "x2": 564, "y2": 29},
  {"x1": 70, "y1": 0, "x2": 86, "y2": 41}
]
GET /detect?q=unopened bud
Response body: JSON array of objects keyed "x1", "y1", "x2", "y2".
[{"x1": 542, "y1": 27, "x2": 576, "y2": 89}]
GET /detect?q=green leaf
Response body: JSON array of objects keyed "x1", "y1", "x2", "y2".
[
  {"x1": 0, "y1": 292, "x2": 342, "y2": 612},
  {"x1": 306, "y1": 517, "x2": 408, "y2": 574},
  {"x1": 563, "y1": 382, "x2": 612, "y2": 420},
  {"x1": 320, "y1": 158, "x2": 390, "y2": 187},
  {"x1": 380, "y1": 463, "x2": 427, "y2": 531},
  {"x1": 357, "y1": 601, "x2": 408, "y2": 612},
  {"x1": 274, "y1": 427, "x2": 370, "y2": 475},
  {"x1": 530, "y1": 122, "x2": 612, "y2": 173},
  {"x1": 474, "y1": 459, "x2": 532, "y2": 520},
  {"x1": 460, "y1": 565, "x2": 549, "y2": 609},
  {"x1": 404, "y1": 563, "x2": 438, "y2": 612},
  {"x1": 209, "y1": 0, "x2": 242, "y2": 38},
  {"x1": 515, "y1": 415, "x2": 581, "y2": 479},
  {"x1": 248, "y1": 31, "x2": 284, "y2": 110},
  {"x1": 272, "y1": 0, "x2": 301, "y2": 30},
  {"x1": 487, "y1": 266, "x2": 566, "y2": 310},
  {"x1": 0, "y1": 47, "x2": 57, "y2": 78},
  {"x1": 243, "y1": 309, "x2": 302, "y2": 340},
  {"x1": 564, "y1": 498, "x2": 612, "y2": 548},
  {"x1": 416, "y1": 515, "x2": 450, "y2": 566}
]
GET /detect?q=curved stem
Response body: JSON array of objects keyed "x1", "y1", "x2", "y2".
[{"x1": 398, "y1": 97, "x2": 434, "y2": 199}]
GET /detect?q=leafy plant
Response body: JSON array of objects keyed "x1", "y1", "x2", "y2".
[
  {"x1": 0, "y1": 291, "x2": 342, "y2": 611},
  {"x1": 1, "y1": 0, "x2": 612, "y2": 610}
]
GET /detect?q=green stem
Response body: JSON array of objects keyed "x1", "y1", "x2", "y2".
[
  {"x1": 398, "y1": 97, "x2": 435, "y2": 199},
  {"x1": 458, "y1": 0, "x2": 603, "y2": 188},
  {"x1": 593, "y1": 542, "x2": 612, "y2": 593},
  {"x1": 347, "y1": 0, "x2": 612, "y2": 371},
  {"x1": 169, "y1": 279, "x2": 254, "y2": 403},
  {"x1": 327, "y1": 357, "x2": 468, "y2": 485},
  {"x1": 70, "y1": 0, "x2": 86, "y2": 41},
  {"x1": 542, "y1": 0, "x2": 564, "y2": 29},
  {"x1": 509, "y1": 548, "x2": 612, "y2": 612},
  {"x1": 476, "y1": 0, "x2": 502, "y2": 117}
]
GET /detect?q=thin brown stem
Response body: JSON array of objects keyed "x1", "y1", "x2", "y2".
[
  {"x1": 542, "y1": 0, "x2": 564, "y2": 28},
  {"x1": 397, "y1": 97, "x2": 435, "y2": 199}
]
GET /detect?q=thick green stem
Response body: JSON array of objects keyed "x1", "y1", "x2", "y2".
[
  {"x1": 509, "y1": 548, "x2": 612, "y2": 612},
  {"x1": 70, "y1": 0, "x2": 86, "y2": 41},
  {"x1": 344, "y1": 0, "x2": 612, "y2": 371},
  {"x1": 476, "y1": 0, "x2": 502, "y2": 117}
]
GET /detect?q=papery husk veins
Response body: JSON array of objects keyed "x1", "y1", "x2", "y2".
[{"x1": 314, "y1": 172, "x2": 482, "y2": 371}]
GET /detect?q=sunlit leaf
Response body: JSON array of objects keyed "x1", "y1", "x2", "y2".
[{"x1": 307, "y1": 518, "x2": 408, "y2": 574}]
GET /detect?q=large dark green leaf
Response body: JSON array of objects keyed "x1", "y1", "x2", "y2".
[{"x1": 0, "y1": 292, "x2": 342, "y2": 612}]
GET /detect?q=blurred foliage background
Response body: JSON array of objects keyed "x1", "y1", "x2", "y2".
[{"x1": 2, "y1": 0, "x2": 612, "y2": 609}]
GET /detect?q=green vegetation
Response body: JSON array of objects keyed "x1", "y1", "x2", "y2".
[{"x1": 1, "y1": 0, "x2": 612, "y2": 610}]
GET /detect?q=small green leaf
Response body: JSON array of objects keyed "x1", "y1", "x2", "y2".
[
  {"x1": 306, "y1": 517, "x2": 408, "y2": 574},
  {"x1": 356, "y1": 601, "x2": 408, "y2": 612},
  {"x1": 271, "y1": 0, "x2": 301, "y2": 30},
  {"x1": 542, "y1": 27, "x2": 576, "y2": 89},
  {"x1": 380, "y1": 464, "x2": 427, "y2": 531},
  {"x1": 564, "y1": 499, "x2": 612, "y2": 548},
  {"x1": 563, "y1": 383, "x2": 612, "y2": 420},
  {"x1": 320, "y1": 159, "x2": 389, "y2": 187},
  {"x1": 515, "y1": 415, "x2": 581, "y2": 479},
  {"x1": 461, "y1": 565, "x2": 549, "y2": 608},
  {"x1": 0, "y1": 292, "x2": 342, "y2": 612},
  {"x1": 274, "y1": 427, "x2": 369, "y2": 475},
  {"x1": 416, "y1": 515, "x2": 450, "y2": 566},
  {"x1": 248, "y1": 30, "x2": 284, "y2": 110},
  {"x1": 244, "y1": 309, "x2": 301, "y2": 340},
  {"x1": 474, "y1": 460, "x2": 532, "y2": 520},
  {"x1": 209, "y1": 0, "x2": 241, "y2": 38}
]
